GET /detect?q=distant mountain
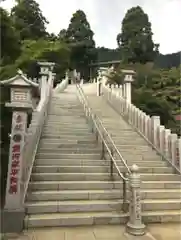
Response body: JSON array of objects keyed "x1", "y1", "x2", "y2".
[
  {"x1": 96, "y1": 47, "x2": 181, "y2": 68},
  {"x1": 155, "y1": 51, "x2": 181, "y2": 68}
]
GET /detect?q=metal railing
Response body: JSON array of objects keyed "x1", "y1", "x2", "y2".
[
  {"x1": 21, "y1": 71, "x2": 54, "y2": 203},
  {"x1": 75, "y1": 82, "x2": 131, "y2": 212}
]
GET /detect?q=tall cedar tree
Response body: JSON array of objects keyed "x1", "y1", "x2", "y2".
[
  {"x1": 117, "y1": 6, "x2": 159, "y2": 64},
  {"x1": 66, "y1": 10, "x2": 97, "y2": 79},
  {"x1": 11, "y1": 0, "x2": 48, "y2": 40}
]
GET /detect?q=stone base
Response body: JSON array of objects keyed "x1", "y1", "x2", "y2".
[
  {"x1": 1, "y1": 208, "x2": 25, "y2": 233},
  {"x1": 126, "y1": 221, "x2": 146, "y2": 236}
]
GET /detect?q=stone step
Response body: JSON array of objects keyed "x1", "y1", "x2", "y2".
[
  {"x1": 37, "y1": 148, "x2": 101, "y2": 154},
  {"x1": 42, "y1": 132, "x2": 93, "y2": 137},
  {"x1": 44, "y1": 123, "x2": 89, "y2": 128},
  {"x1": 45, "y1": 120, "x2": 87, "y2": 125},
  {"x1": 25, "y1": 199, "x2": 124, "y2": 214},
  {"x1": 36, "y1": 153, "x2": 101, "y2": 160},
  {"x1": 32, "y1": 165, "x2": 109, "y2": 173},
  {"x1": 114, "y1": 154, "x2": 161, "y2": 161},
  {"x1": 25, "y1": 199, "x2": 181, "y2": 214},
  {"x1": 24, "y1": 211, "x2": 128, "y2": 228},
  {"x1": 29, "y1": 180, "x2": 181, "y2": 191},
  {"x1": 42, "y1": 129, "x2": 92, "y2": 135},
  {"x1": 32, "y1": 165, "x2": 173, "y2": 174},
  {"x1": 34, "y1": 159, "x2": 168, "y2": 167},
  {"x1": 117, "y1": 148, "x2": 156, "y2": 154},
  {"x1": 39, "y1": 139, "x2": 96, "y2": 145},
  {"x1": 30, "y1": 173, "x2": 181, "y2": 181},
  {"x1": 113, "y1": 136, "x2": 146, "y2": 142},
  {"x1": 43, "y1": 126, "x2": 90, "y2": 131},
  {"x1": 48, "y1": 113, "x2": 84, "y2": 116},
  {"x1": 38, "y1": 143, "x2": 97, "y2": 149},
  {"x1": 27, "y1": 189, "x2": 181, "y2": 202},
  {"x1": 41, "y1": 134, "x2": 94, "y2": 139},
  {"x1": 46, "y1": 117, "x2": 86, "y2": 121},
  {"x1": 24, "y1": 210, "x2": 181, "y2": 228}
]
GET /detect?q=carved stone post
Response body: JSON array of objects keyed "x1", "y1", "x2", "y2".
[
  {"x1": 126, "y1": 164, "x2": 145, "y2": 236},
  {"x1": 1, "y1": 70, "x2": 39, "y2": 233}
]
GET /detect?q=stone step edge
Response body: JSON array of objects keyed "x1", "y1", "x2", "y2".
[
  {"x1": 28, "y1": 189, "x2": 181, "y2": 194},
  {"x1": 32, "y1": 165, "x2": 170, "y2": 169},
  {"x1": 31, "y1": 173, "x2": 179, "y2": 176},
  {"x1": 24, "y1": 209, "x2": 181, "y2": 222},
  {"x1": 26, "y1": 199, "x2": 181, "y2": 207}
]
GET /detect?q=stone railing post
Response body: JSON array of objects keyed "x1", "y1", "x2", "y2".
[
  {"x1": 159, "y1": 125, "x2": 165, "y2": 154},
  {"x1": 97, "y1": 78, "x2": 101, "y2": 96},
  {"x1": 126, "y1": 164, "x2": 145, "y2": 236},
  {"x1": 175, "y1": 138, "x2": 181, "y2": 171},
  {"x1": 169, "y1": 134, "x2": 178, "y2": 166},
  {"x1": 151, "y1": 116, "x2": 160, "y2": 146},
  {"x1": 163, "y1": 129, "x2": 171, "y2": 158}
]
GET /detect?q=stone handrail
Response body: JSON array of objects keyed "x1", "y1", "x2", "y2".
[
  {"x1": 102, "y1": 83, "x2": 181, "y2": 174},
  {"x1": 21, "y1": 71, "x2": 54, "y2": 203},
  {"x1": 54, "y1": 75, "x2": 69, "y2": 93}
]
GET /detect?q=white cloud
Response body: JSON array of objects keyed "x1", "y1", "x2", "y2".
[{"x1": 1, "y1": 0, "x2": 181, "y2": 54}]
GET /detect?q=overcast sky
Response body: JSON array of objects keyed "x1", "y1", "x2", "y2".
[{"x1": 1, "y1": 0, "x2": 181, "y2": 54}]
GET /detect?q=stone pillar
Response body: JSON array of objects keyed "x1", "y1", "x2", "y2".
[
  {"x1": 125, "y1": 82, "x2": 131, "y2": 103},
  {"x1": 5, "y1": 112, "x2": 27, "y2": 209},
  {"x1": 176, "y1": 138, "x2": 181, "y2": 171},
  {"x1": 159, "y1": 126, "x2": 165, "y2": 154},
  {"x1": 126, "y1": 165, "x2": 145, "y2": 236},
  {"x1": 123, "y1": 83, "x2": 126, "y2": 98},
  {"x1": 0, "y1": 70, "x2": 38, "y2": 233},
  {"x1": 151, "y1": 116, "x2": 160, "y2": 146},
  {"x1": 97, "y1": 79, "x2": 101, "y2": 96},
  {"x1": 163, "y1": 129, "x2": 171, "y2": 158},
  {"x1": 119, "y1": 85, "x2": 123, "y2": 97},
  {"x1": 169, "y1": 134, "x2": 178, "y2": 165}
]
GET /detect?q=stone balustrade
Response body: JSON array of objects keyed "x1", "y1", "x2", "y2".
[{"x1": 102, "y1": 83, "x2": 181, "y2": 174}]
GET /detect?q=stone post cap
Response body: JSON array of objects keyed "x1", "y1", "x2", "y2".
[{"x1": 131, "y1": 164, "x2": 139, "y2": 173}]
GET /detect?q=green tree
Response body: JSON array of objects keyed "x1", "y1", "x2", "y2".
[
  {"x1": 0, "y1": 39, "x2": 71, "y2": 84},
  {"x1": 66, "y1": 10, "x2": 97, "y2": 79},
  {"x1": 0, "y1": 7, "x2": 21, "y2": 65},
  {"x1": 58, "y1": 29, "x2": 67, "y2": 41},
  {"x1": 117, "y1": 6, "x2": 159, "y2": 64},
  {"x1": 11, "y1": 0, "x2": 48, "y2": 40}
]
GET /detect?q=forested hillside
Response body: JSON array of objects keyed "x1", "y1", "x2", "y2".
[{"x1": 96, "y1": 47, "x2": 181, "y2": 69}]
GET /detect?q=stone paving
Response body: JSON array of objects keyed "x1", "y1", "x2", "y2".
[{"x1": 2, "y1": 224, "x2": 181, "y2": 240}]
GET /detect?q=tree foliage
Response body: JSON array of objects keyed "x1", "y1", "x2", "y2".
[
  {"x1": 0, "y1": 7, "x2": 21, "y2": 65},
  {"x1": 11, "y1": 0, "x2": 48, "y2": 40},
  {"x1": 66, "y1": 10, "x2": 97, "y2": 79},
  {"x1": 117, "y1": 6, "x2": 159, "y2": 64}
]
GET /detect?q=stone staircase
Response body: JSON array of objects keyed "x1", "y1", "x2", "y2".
[
  {"x1": 24, "y1": 85, "x2": 181, "y2": 229},
  {"x1": 85, "y1": 91, "x2": 181, "y2": 223},
  {"x1": 24, "y1": 90, "x2": 129, "y2": 228}
]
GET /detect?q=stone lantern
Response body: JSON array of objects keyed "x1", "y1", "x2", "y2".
[
  {"x1": 1, "y1": 70, "x2": 39, "y2": 233},
  {"x1": 38, "y1": 62, "x2": 55, "y2": 98},
  {"x1": 121, "y1": 69, "x2": 135, "y2": 103}
]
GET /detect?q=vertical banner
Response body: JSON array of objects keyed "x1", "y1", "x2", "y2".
[{"x1": 5, "y1": 111, "x2": 27, "y2": 209}]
